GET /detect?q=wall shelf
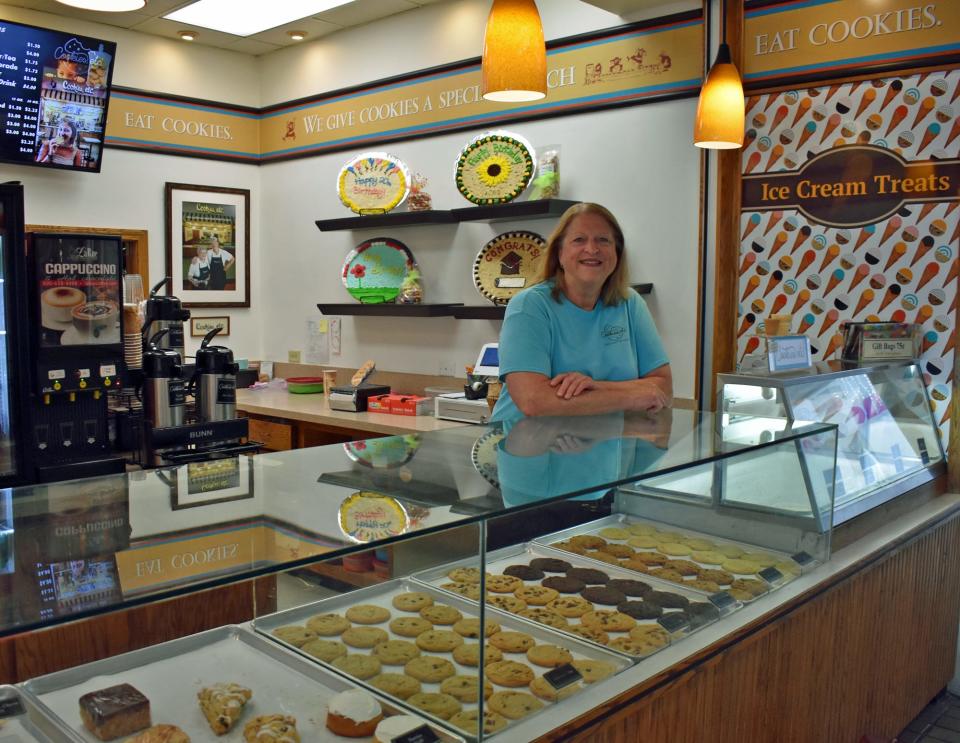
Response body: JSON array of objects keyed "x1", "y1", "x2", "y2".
[
  {"x1": 317, "y1": 303, "x2": 463, "y2": 316},
  {"x1": 314, "y1": 199, "x2": 577, "y2": 232},
  {"x1": 318, "y1": 284, "x2": 653, "y2": 320}
]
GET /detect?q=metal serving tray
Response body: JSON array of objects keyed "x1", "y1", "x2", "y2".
[
  {"x1": 0, "y1": 685, "x2": 64, "y2": 742},
  {"x1": 19, "y1": 626, "x2": 459, "y2": 742},
  {"x1": 253, "y1": 578, "x2": 629, "y2": 738},
  {"x1": 534, "y1": 514, "x2": 800, "y2": 600},
  {"x1": 412, "y1": 543, "x2": 726, "y2": 658}
]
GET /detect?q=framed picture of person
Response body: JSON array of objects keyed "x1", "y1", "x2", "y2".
[{"x1": 165, "y1": 182, "x2": 250, "y2": 307}]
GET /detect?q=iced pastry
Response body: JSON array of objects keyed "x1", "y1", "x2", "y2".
[
  {"x1": 455, "y1": 131, "x2": 535, "y2": 206},
  {"x1": 326, "y1": 690, "x2": 384, "y2": 738},
  {"x1": 243, "y1": 715, "x2": 299, "y2": 743},
  {"x1": 79, "y1": 684, "x2": 151, "y2": 741},
  {"x1": 198, "y1": 682, "x2": 252, "y2": 735},
  {"x1": 124, "y1": 725, "x2": 189, "y2": 743}
]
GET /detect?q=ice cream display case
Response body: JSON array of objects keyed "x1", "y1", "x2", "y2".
[
  {"x1": 0, "y1": 409, "x2": 837, "y2": 741},
  {"x1": 716, "y1": 360, "x2": 945, "y2": 526}
]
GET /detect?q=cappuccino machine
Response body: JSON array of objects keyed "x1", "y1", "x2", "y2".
[{"x1": 25, "y1": 231, "x2": 127, "y2": 483}]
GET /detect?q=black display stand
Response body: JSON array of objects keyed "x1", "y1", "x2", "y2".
[{"x1": 314, "y1": 199, "x2": 578, "y2": 231}]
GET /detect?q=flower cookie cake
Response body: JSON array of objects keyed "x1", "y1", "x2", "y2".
[
  {"x1": 455, "y1": 131, "x2": 535, "y2": 205},
  {"x1": 338, "y1": 152, "x2": 410, "y2": 214}
]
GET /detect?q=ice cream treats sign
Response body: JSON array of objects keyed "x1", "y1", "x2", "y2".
[
  {"x1": 743, "y1": 0, "x2": 960, "y2": 85},
  {"x1": 742, "y1": 145, "x2": 959, "y2": 228}
]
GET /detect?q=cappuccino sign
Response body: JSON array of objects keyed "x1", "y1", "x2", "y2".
[{"x1": 34, "y1": 236, "x2": 122, "y2": 348}]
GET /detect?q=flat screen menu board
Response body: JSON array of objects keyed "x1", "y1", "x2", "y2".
[{"x1": 0, "y1": 19, "x2": 116, "y2": 172}]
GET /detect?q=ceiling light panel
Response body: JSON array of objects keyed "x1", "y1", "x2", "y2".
[{"x1": 164, "y1": 0, "x2": 354, "y2": 36}]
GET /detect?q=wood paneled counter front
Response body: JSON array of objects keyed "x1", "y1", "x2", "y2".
[{"x1": 236, "y1": 388, "x2": 468, "y2": 449}]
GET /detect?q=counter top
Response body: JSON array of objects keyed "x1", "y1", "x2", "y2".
[{"x1": 236, "y1": 387, "x2": 469, "y2": 435}]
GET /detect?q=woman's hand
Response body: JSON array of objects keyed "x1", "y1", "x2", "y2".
[
  {"x1": 631, "y1": 383, "x2": 669, "y2": 413},
  {"x1": 550, "y1": 372, "x2": 597, "y2": 399}
]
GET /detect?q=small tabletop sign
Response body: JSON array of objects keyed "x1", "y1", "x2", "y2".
[
  {"x1": 658, "y1": 612, "x2": 690, "y2": 635},
  {"x1": 544, "y1": 663, "x2": 583, "y2": 690},
  {"x1": 759, "y1": 566, "x2": 784, "y2": 586},
  {"x1": 708, "y1": 590, "x2": 737, "y2": 614},
  {"x1": 766, "y1": 335, "x2": 812, "y2": 373},
  {"x1": 394, "y1": 725, "x2": 440, "y2": 743}
]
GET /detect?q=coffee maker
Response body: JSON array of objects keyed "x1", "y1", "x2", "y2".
[
  {"x1": 142, "y1": 277, "x2": 189, "y2": 360},
  {"x1": 193, "y1": 328, "x2": 237, "y2": 423},
  {"x1": 142, "y1": 329, "x2": 186, "y2": 430}
]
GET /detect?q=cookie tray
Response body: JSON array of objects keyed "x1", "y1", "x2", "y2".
[
  {"x1": 0, "y1": 685, "x2": 65, "y2": 742},
  {"x1": 411, "y1": 542, "x2": 729, "y2": 659},
  {"x1": 18, "y1": 625, "x2": 461, "y2": 743},
  {"x1": 532, "y1": 514, "x2": 800, "y2": 598},
  {"x1": 253, "y1": 578, "x2": 630, "y2": 739}
]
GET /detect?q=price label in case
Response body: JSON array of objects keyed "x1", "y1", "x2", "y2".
[
  {"x1": 658, "y1": 612, "x2": 690, "y2": 635},
  {"x1": 394, "y1": 725, "x2": 440, "y2": 743},
  {"x1": 790, "y1": 551, "x2": 814, "y2": 568},
  {"x1": 759, "y1": 567, "x2": 784, "y2": 585},
  {"x1": 708, "y1": 591, "x2": 737, "y2": 613},
  {"x1": 544, "y1": 663, "x2": 583, "y2": 690},
  {"x1": 0, "y1": 695, "x2": 25, "y2": 717}
]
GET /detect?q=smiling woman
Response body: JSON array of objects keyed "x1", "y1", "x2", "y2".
[{"x1": 491, "y1": 202, "x2": 673, "y2": 420}]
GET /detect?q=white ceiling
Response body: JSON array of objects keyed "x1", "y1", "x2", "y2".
[{"x1": 2, "y1": 0, "x2": 448, "y2": 55}]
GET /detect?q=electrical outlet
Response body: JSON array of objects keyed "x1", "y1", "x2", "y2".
[
  {"x1": 439, "y1": 364, "x2": 455, "y2": 377},
  {"x1": 288, "y1": 350, "x2": 301, "y2": 363}
]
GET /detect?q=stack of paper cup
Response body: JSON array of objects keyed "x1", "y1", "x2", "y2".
[{"x1": 123, "y1": 304, "x2": 143, "y2": 369}]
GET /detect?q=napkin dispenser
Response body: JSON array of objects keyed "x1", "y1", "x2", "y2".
[{"x1": 329, "y1": 383, "x2": 391, "y2": 412}]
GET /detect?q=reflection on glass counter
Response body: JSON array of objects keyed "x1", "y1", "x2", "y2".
[{"x1": 718, "y1": 360, "x2": 945, "y2": 524}]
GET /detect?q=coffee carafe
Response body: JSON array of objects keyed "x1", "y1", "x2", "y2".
[
  {"x1": 193, "y1": 328, "x2": 238, "y2": 423},
  {"x1": 142, "y1": 277, "x2": 190, "y2": 360},
  {"x1": 142, "y1": 329, "x2": 186, "y2": 429}
]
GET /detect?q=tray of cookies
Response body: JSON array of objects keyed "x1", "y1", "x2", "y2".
[
  {"x1": 252, "y1": 578, "x2": 630, "y2": 739},
  {"x1": 411, "y1": 543, "x2": 726, "y2": 660},
  {"x1": 19, "y1": 625, "x2": 460, "y2": 742},
  {"x1": 533, "y1": 515, "x2": 803, "y2": 603}
]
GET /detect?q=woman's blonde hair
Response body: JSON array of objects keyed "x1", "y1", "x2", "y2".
[{"x1": 538, "y1": 202, "x2": 630, "y2": 306}]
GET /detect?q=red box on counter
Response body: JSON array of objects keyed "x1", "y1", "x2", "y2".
[{"x1": 368, "y1": 393, "x2": 432, "y2": 416}]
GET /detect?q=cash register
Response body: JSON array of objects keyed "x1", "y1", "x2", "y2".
[{"x1": 436, "y1": 343, "x2": 499, "y2": 424}]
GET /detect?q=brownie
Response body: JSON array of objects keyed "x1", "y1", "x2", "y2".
[
  {"x1": 606, "y1": 579, "x2": 651, "y2": 597},
  {"x1": 565, "y1": 567, "x2": 609, "y2": 585},
  {"x1": 616, "y1": 600, "x2": 663, "y2": 619},
  {"x1": 647, "y1": 590, "x2": 690, "y2": 609},
  {"x1": 79, "y1": 683, "x2": 151, "y2": 741},
  {"x1": 581, "y1": 586, "x2": 626, "y2": 605},
  {"x1": 542, "y1": 576, "x2": 586, "y2": 593},
  {"x1": 503, "y1": 564, "x2": 545, "y2": 581},
  {"x1": 529, "y1": 558, "x2": 571, "y2": 573}
]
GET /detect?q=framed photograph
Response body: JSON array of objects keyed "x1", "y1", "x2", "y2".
[
  {"x1": 165, "y1": 182, "x2": 250, "y2": 307},
  {"x1": 190, "y1": 316, "x2": 230, "y2": 338},
  {"x1": 170, "y1": 456, "x2": 254, "y2": 510}
]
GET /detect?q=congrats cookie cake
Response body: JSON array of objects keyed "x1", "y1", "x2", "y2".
[
  {"x1": 338, "y1": 152, "x2": 410, "y2": 214},
  {"x1": 455, "y1": 131, "x2": 535, "y2": 205},
  {"x1": 474, "y1": 231, "x2": 547, "y2": 305}
]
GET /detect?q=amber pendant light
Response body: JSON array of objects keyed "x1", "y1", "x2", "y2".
[
  {"x1": 694, "y1": 0, "x2": 745, "y2": 148},
  {"x1": 481, "y1": 0, "x2": 547, "y2": 102}
]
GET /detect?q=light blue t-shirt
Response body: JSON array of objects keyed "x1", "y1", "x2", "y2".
[{"x1": 491, "y1": 281, "x2": 669, "y2": 422}]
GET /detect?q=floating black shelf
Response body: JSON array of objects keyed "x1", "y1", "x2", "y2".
[
  {"x1": 452, "y1": 305, "x2": 505, "y2": 320},
  {"x1": 633, "y1": 283, "x2": 654, "y2": 295},
  {"x1": 451, "y1": 199, "x2": 579, "y2": 223},
  {"x1": 316, "y1": 303, "x2": 463, "y2": 317},
  {"x1": 314, "y1": 199, "x2": 577, "y2": 232},
  {"x1": 315, "y1": 209, "x2": 457, "y2": 231}
]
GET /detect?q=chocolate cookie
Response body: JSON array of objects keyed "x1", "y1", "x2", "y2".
[
  {"x1": 646, "y1": 590, "x2": 690, "y2": 609},
  {"x1": 565, "y1": 568, "x2": 609, "y2": 585},
  {"x1": 581, "y1": 586, "x2": 626, "y2": 605},
  {"x1": 606, "y1": 579, "x2": 651, "y2": 597},
  {"x1": 504, "y1": 564, "x2": 544, "y2": 581},
  {"x1": 529, "y1": 558, "x2": 571, "y2": 573},
  {"x1": 541, "y1": 576, "x2": 585, "y2": 593},
  {"x1": 616, "y1": 600, "x2": 663, "y2": 619}
]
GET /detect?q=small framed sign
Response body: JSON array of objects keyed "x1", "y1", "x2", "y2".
[
  {"x1": 767, "y1": 335, "x2": 811, "y2": 373},
  {"x1": 190, "y1": 316, "x2": 230, "y2": 338}
]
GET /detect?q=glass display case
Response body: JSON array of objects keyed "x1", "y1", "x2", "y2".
[
  {"x1": 717, "y1": 361, "x2": 946, "y2": 525},
  {"x1": 0, "y1": 409, "x2": 836, "y2": 742}
]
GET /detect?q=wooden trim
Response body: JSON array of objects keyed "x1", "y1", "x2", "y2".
[
  {"x1": 26, "y1": 224, "x2": 149, "y2": 288},
  {"x1": 709, "y1": 1, "x2": 745, "y2": 401}
]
